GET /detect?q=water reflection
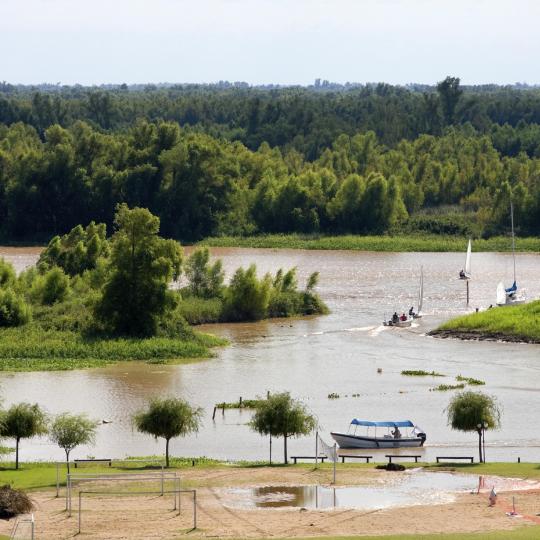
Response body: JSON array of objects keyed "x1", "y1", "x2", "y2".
[{"x1": 226, "y1": 472, "x2": 477, "y2": 510}]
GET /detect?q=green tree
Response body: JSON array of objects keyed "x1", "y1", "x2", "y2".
[
  {"x1": 249, "y1": 392, "x2": 316, "y2": 464},
  {"x1": 0, "y1": 289, "x2": 31, "y2": 327},
  {"x1": 223, "y1": 264, "x2": 271, "y2": 321},
  {"x1": 133, "y1": 398, "x2": 202, "y2": 468},
  {"x1": 95, "y1": 204, "x2": 183, "y2": 336},
  {"x1": 185, "y1": 248, "x2": 224, "y2": 298},
  {"x1": 0, "y1": 403, "x2": 48, "y2": 470},
  {"x1": 50, "y1": 413, "x2": 98, "y2": 473},
  {"x1": 437, "y1": 76, "x2": 462, "y2": 124},
  {"x1": 0, "y1": 259, "x2": 16, "y2": 288},
  {"x1": 446, "y1": 391, "x2": 501, "y2": 463}
]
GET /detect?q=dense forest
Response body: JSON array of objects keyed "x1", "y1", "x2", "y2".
[{"x1": 1, "y1": 77, "x2": 540, "y2": 241}]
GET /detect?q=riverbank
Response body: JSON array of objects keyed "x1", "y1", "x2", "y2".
[
  {"x1": 430, "y1": 301, "x2": 540, "y2": 344},
  {"x1": 1, "y1": 461, "x2": 539, "y2": 539},
  {"x1": 200, "y1": 234, "x2": 540, "y2": 252}
]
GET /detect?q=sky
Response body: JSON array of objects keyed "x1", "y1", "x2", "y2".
[{"x1": 1, "y1": 0, "x2": 539, "y2": 86}]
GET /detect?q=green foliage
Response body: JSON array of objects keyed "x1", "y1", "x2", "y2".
[
  {"x1": 184, "y1": 248, "x2": 224, "y2": 298},
  {"x1": 176, "y1": 296, "x2": 223, "y2": 325},
  {"x1": 31, "y1": 267, "x2": 70, "y2": 305},
  {"x1": 249, "y1": 392, "x2": 317, "y2": 463},
  {"x1": 432, "y1": 384, "x2": 465, "y2": 391},
  {"x1": 456, "y1": 375, "x2": 485, "y2": 386},
  {"x1": 95, "y1": 204, "x2": 183, "y2": 337},
  {"x1": 0, "y1": 259, "x2": 16, "y2": 288},
  {"x1": 401, "y1": 370, "x2": 445, "y2": 377},
  {"x1": 50, "y1": 413, "x2": 98, "y2": 472},
  {"x1": 0, "y1": 403, "x2": 48, "y2": 469},
  {"x1": 38, "y1": 222, "x2": 109, "y2": 276},
  {"x1": 223, "y1": 264, "x2": 272, "y2": 321},
  {"x1": 0, "y1": 289, "x2": 31, "y2": 327},
  {"x1": 133, "y1": 398, "x2": 203, "y2": 467}
]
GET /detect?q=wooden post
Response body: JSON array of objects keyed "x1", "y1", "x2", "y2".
[
  {"x1": 239, "y1": 397, "x2": 243, "y2": 407},
  {"x1": 222, "y1": 404, "x2": 225, "y2": 416},
  {"x1": 466, "y1": 280, "x2": 470, "y2": 306},
  {"x1": 269, "y1": 434, "x2": 272, "y2": 465},
  {"x1": 212, "y1": 407, "x2": 216, "y2": 420}
]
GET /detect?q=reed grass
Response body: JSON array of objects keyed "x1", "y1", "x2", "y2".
[
  {"x1": 456, "y1": 375, "x2": 485, "y2": 385},
  {"x1": 401, "y1": 370, "x2": 445, "y2": 377},
  {"x1": 431, "y1": 383, "x2": 466, "y2": 391},
  {"x1": 200, "y1": 234, "x2": 540, "y2": 252},
  {"x1": 435, "y1": 300, "x2": 540, "y2": 343}
]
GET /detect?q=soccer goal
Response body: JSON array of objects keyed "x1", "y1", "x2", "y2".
[{"x1": 66, "y1": 471, "x2": 180, "y2": 516}]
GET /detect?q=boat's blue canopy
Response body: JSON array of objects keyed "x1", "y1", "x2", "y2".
[
  {"x1": 350, "y1": 420, "x2": 414, "y2": 428},
  {"x1": 505, "y1": 281, "x2": 517, "y2": 293}
]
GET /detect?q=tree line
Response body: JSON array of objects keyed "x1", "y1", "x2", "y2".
[{"x1": 1, "y1": 116, "x2": 539, "y2": 242}]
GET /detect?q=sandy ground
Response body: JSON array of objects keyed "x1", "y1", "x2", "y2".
[{"x1": 2, "y1": 466, "x2": 539, "y2": 539}]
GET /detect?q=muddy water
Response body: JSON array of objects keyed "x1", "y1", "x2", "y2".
[{"x1": 1, "y1": 247, "x2": 539, "y2": 463}]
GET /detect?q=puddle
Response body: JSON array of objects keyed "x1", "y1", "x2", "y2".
[{"x1": 225, "y1": 471, "x2": 477, "y2": 510}]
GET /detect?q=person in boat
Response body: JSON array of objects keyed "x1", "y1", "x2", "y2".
[
  {"x1": 408, "y1": 306, "x2": 415, "y2": 317},
  {"x1": 392, "y1": 427, "x2": 402, "y2": 439},
  {"x1": 459, "y1": 269, "x2": 466, "y2": 279},
  {"x1": 400, "y1": 313, "x2": 407, "y2": 321},
  {"x1": 392, "y1": 312, "x2": 399, "y2": 324}
]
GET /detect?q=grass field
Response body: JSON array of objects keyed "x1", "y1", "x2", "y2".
[
  {"x1": 433, "y1": 300, "x2": 540, "y2": 343},
  {"x1": 279, "y1": 530, "x2": 540, "y2": 540},
  {"x1": 0, "y1": 326, "x2": 226, "y2": 371},
  {"x1": 199, "y1": 234, "x2": 540, "y2": 252}
]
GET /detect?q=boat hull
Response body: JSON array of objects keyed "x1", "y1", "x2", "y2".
[
  {"x1": 330, "y1": 432, "x2": 425, "y2": 449},
  {"x1": 383, "y1": 320, "x2": 412, "y2": 327}
]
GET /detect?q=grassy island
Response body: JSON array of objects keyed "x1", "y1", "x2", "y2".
[
  {"x1": 430, "y1": 300, "x2": 540, "y2": 344},
  {"x1": 200, "y1": 234, "x2": 540, "y2": 253},
  {"x1": 0, "y1": 206, "x2": 327, "y2": 372}
]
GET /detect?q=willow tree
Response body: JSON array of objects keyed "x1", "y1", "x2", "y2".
[
  {"x1": 0, "y1": 403, "x2": 48, "y2": 470},
  {"x1": 250, "y1": 392, "x2": 316, "y2": 464},
  {"x1": 446, "y1": 391, "x2": 501, "y2": 463},
  {"x1": 133, "y1": 398, "x2": 203, "y2": 468}
]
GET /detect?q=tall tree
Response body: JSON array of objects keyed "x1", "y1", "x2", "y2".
[
  {"x1": 133, "y1": 398, "x2": 202, "y2": 467},
  {"x1": 95, "y1": 204, "x2": 183, "y2": 336},
  {"x1": 446, "y1": 391, "x2": 501, "y2": 463},
  {"x1": 437, "y1": 76, "x2": 463, "y2": 124},
  {"x1": 249, "y1": 392, "x2": 316, "y2": 464}
]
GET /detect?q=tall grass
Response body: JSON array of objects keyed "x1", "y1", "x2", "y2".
[
  {"x1": 200, "y1": 234, "x2": 540, "y2": 252},
  {"x1": 0, "y1": 325, "x2": 226, "y2": 371},
  {"x1": 435, "y1": 300, "x2": 540, "y2": 343}
]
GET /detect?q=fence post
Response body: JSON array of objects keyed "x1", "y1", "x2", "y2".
[
  {"x1": 78, "y1": 491, "x2": 82, "y2": 534},
  {"x1": 193, "y1": 490, "x2": 197, "y2": 529},
  {"x1": 56, "y1": 462, "x2": 60, "y2": 498}
]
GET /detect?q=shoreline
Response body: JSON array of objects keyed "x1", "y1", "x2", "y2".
[{"x1": 428, "y1": 329, "x2": 540, "y2": 345}]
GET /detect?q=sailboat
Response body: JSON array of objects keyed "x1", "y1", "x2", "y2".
[
  {"x1": 413, "y1": 266, "x2": 424, "y2": 319},
  {"x1": 496, "y1": 203, "x2": 526, "y2": 307},
  {"x1": 459, "y1": 239, "x2": 472, "y2": 280}
]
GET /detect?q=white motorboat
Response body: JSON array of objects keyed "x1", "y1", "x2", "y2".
[
  {"x1": 383, "y1": 317, "x2": 412, "y2": 328},
  {"x1": 331, "y1": 419, "x2": 426, "y2": 449}
]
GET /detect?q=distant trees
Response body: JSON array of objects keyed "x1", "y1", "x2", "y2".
[
  {"x1": 446, "y1": 391, "x2": 501, "y2": 463},
  {"x1": 250, "y1": 392, "x2": 317, "y2": 464},
  {"x1": 437, "y1": 76, "x2": 463, "y2": 124},
  {"x1": 0, "y1": 403, "x2": 48, "y2": 469},
  {"x1": 133, "y1": 398, "x2": 203, "y2": 468}
]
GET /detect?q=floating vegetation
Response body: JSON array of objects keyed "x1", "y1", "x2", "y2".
[
  {"x1": 402, "y1": 370, "x2": 445, "y2": 377},
  {"x1": 327, "y1": 393, "x2": 340, "y2": 399},
  {"x1": 456, "y1": 375, "x2": 485, "y2": 386},
  {"x1": 215, "y1": 399, "x2": 266, "y2": 409},
  {"x1": 431, "y1": 383, "x2": 466, "y2": 392}
]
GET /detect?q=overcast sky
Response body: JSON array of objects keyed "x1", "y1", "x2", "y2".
[{"x1": 1, "y1": 0, "x2": 538, "y2": 86}]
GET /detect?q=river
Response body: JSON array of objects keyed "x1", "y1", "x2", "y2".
[{"x1": 1, "y1": 247, "x2": 539, "y2": 463}]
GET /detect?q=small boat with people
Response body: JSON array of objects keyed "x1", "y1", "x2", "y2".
[
  {"x1": 331, "y1": 419, "x2": 426, "y2": 449},
  {"x1": 383, "y1": 312, "x2": 412, "y2": 327},
  {"x1": 383, "y1": 267, "x2": 423, "y2": 325}
]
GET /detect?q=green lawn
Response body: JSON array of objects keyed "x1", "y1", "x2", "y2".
[
  {"x1": 433, "y1": 300, "x2": 540, "y2": 343},
  {"x1": 200, "y1": 234, "x2": 540, "y2": 253},
  {"x1": 276, "y1": 531, "x2": 540, "y2": 540}
]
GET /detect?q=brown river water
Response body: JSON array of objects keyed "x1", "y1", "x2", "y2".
[{"x1": 0, "y1": 246, "x2": 539, "y2": 463}]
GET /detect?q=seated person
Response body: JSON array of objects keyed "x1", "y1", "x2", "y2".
[
  {"x1": 408, "y1": 306, "x2": 415, "y2": 316},
  {"x1": 392, "y1": 312, "x2": 399, "y2": 323},
  {"x1": 392, "y1": 427, "x2": 402, "y2": 439},
  {"x1": 459, "y1": 269, "x2": 465, "y2": 278},
  {"x1": 400, "y1": 313, "x2": 407, "y2": 321}
]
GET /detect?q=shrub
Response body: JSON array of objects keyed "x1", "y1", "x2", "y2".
[
  {"x1": 0, "y1": 289, "x2": 31, "y2": 327},
  {"x1": 0, "y1": 259, "x2": 16, "y2": 288},
  {"x1": 0, "y1": 485, "x2": 34, "y2": 519},
  {"x1": 40, "y1": 267, "x2": 71, "y2": 305}
]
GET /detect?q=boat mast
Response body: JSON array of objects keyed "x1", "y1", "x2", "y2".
[{"x1": 510, "y1": 201, "x2": 516, "y2": 284}]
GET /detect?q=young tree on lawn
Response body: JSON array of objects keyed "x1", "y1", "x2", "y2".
[
  {"x1": 0, "y1": 403, "x2": 48, "y2": 470},
  {"x1": 250, "y1": 392, "x2": 316, "y2": 464},
  {"x1": 50, "y1": 413, "x2": 98, "y2": 473},
  {"x1": 446, "y1": 391, "x2": 501, "y2": 463},
  {"x1": 133, "y1": 398, "x2": 202, "y2": 467}
]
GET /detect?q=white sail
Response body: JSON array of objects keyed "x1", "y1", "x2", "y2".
[
  {"x1": 496, "y1": 282, "x2": 506, "y2": 305},
  {"x1": 417, "y1": 267, "x2": 424, "y2": 314},
  {"x1": 465, "y1": 239, "x2": 472, "y2": 276}
]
